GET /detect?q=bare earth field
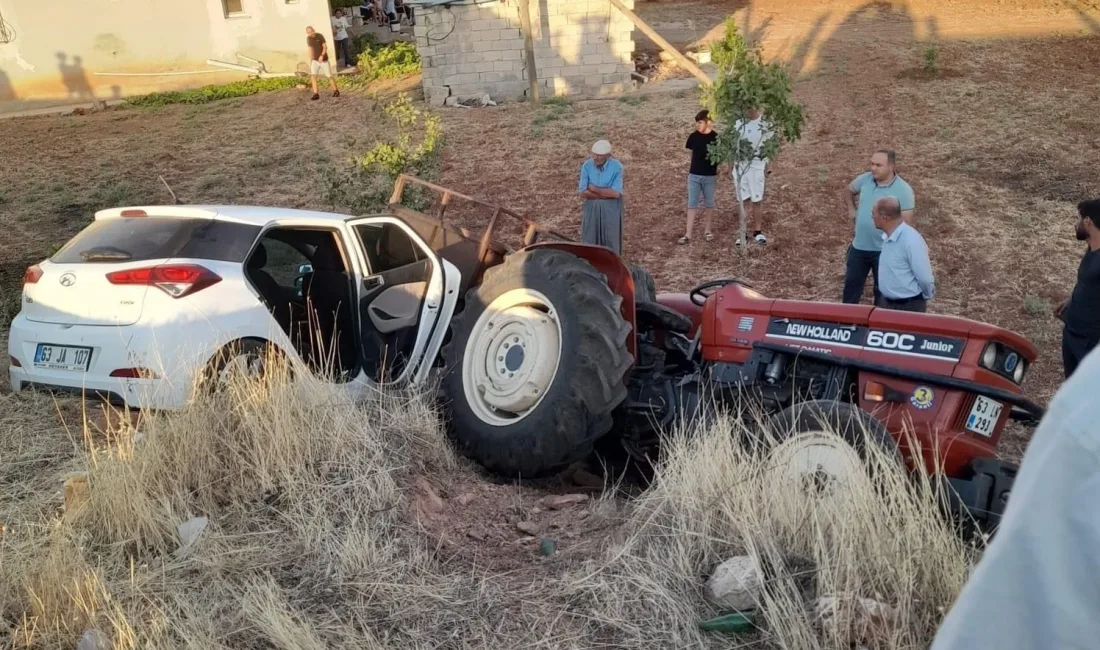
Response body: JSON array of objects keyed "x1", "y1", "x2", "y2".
[{"x1": 2, "y1": 1, "x2": 1100, "y2": 647}]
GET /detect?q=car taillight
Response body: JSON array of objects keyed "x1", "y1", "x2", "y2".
[
  {"x1": 120, "y1": 209, "x2": 147, "y2": 217},
  {"x1": 23, "y1": 265, "x2": 43, "y2": 286},
  {"x1": 106, "y1": 264, "x2": 222, "y2": 298},
  {"x1": 9, "y1": 355, "x2": 21, "y2": 368},
  {"x1": 110, "y1": 367, "x2": 158, "y2": 379}
]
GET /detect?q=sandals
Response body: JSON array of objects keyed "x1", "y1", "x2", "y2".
[{"x1": 678, "y1": 232, "x2": 714, "y2": 244}]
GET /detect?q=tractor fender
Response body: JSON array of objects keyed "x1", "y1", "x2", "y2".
[{"x1": 524, "y1": 242, "x2": 637, "y2": 358}]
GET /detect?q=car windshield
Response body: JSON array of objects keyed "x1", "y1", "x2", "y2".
[{"x1": 51, "y1": 217, "x2": 261, "y2": 264}]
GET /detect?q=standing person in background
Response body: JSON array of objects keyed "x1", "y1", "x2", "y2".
[
  {"x1": 930, "y1": 339, "x2": 1100, "y2": 650},
  {"x1": 305, "y1": 26, "x2": 339, "y2": 101},
  {"x1": 873, "y1": 196, "x2": 934, "y2": 312},
  {"x1": 578, "y1": 139, "x2": 625, "y2": 255},
  {"x1": 731, "y1": 107, "x2": 774, "y2": 246},
  {"x1": 841, "y1": 149, "x2": 915, "y2": 304},
  {"x1": 331, "y1": 9, "x2": 352, "y2": 69},
  {"x1": 1055, "y1": 198, "x2": 1100, "y2": 379},
  {"x1": 679, "y1": 110, "x2": 719, "y2": 244}
]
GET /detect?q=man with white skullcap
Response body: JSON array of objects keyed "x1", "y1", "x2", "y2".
[{"x1": 577, "y1": 139, "x2": 625, "y2": 255}]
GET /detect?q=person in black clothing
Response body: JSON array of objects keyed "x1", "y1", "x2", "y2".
[
  {"x1": 1056, "y1": 198, "x2": 1100, "y2": 378},
  {"x1": 679, "y1": 110, "x2": 720, "y2": 244}
]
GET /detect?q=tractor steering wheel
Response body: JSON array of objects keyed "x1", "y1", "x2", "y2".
[{"x1": 689, "y1": 278, "x2": 754, "y2": 306}]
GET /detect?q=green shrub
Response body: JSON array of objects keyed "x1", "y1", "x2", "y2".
[
  {"x1": 124, "y1": 76, "x2": 300, "y2": 108},
  {"x1": 355, "y1": 40, "x2": 421, "y2": 81},
  {"x1": 922, "y1": 46, "x2": 940, "y2": 75},
  {"x1": 322, "y1": 93, "x2": 442, "y2": 214}
]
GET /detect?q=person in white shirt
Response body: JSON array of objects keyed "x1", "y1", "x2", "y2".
[
  {"x1": 731, "y1": 107, "x2": 775, "y2": 246},
  {"x1": 930, "y1": 341, "x2": 1100, "y2": 650},
  {"x1": 331, "y1": 9, "x2": 352, "y2": 69}
]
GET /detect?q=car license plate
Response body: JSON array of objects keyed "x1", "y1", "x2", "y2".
[
  {"x1": 965, "y1": 395, "x2": 1003, "y2": 438},
  {"x1": 33, "y1": 344, "x2": 92, "y2": 372}
]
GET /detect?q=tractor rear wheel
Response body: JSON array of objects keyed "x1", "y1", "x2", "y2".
[
  {"x1": 441, "y1": 248, "x2": 633, "y2": 478},
  {"x1": 763, "y1": 400, "x2": 901, "y2": 508}
]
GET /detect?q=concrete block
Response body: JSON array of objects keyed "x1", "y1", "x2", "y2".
[
  {"x1": 584, "y1": 73, "x2": 604, "y2": 86},
  {"x1": 474, "y1": 61, "x2": 497, "y2": 73},
  {"x1": 456, "y1": 62, "x2": 481, "y2": 74},
  {"x1": 451, "y1": 73, "x2": 482, "y2": 85},
  {"x1": 436, "y1": 64, "x2": 459, "y2": 77},
  {"x1": 611, "y1": 39, "x2": 636, "y2": 53},
  {"x1": 603, "y1": 73, "x2": 626, "y2": 84},
  {"x1": 586, "y1": 32, "x2": 609, "y2": 44},
  {"x1": 473, "y1": 40, "x2": 495, "y2": 52},
  {"x1": 596, "y1": 62, "x2": 618, "y2": 74},
  {"x1": 427, "y1": 87, "x2": 451, "y2": 106},
  {"x1": 582, "y1": 53, "x2": 604, "y2": 65},
  {"x1": 539, "y1": 66, "x2": 563, "y2": 79},
  {"x1": 560, "y1": 65, "x2": 583, "y2": 77},
  {"x1": 493, "y1": 39, "x2": 523, "y2": 51},
  {"x1": 535, "y1": 55, "x2": 567, "y2": 68},
  {"x1": 433, "y1": 42, "x2": 459, "y2": 55},
  {"x1": 617, "y1": 63, "x2": 634, "y2": 74},
  {"x1": 480, "y1": 71, "x2": 520, "y2": 83},
  {"x1": 473, "y1": 17, "x2": 507, "y2": 31},
  {"x1": 500, "y1": 49, "x2": 523, "y2": 62},
  {"x1": 458, "y1": 41, "x2": 477, "y2": 53},
  {"x1": 494, "y1": 60, "x2": 520, "y2": 72}
]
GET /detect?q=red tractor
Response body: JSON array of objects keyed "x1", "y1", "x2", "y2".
[{"x1": 393, "y1": 176, "x2": 1044, "y2": 529}]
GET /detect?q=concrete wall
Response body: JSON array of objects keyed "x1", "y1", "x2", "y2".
[
  {"x1": 415, "y1": 0, "x2": 636, "y2": 106},
  {"x1": 0, "y1": 0, "x2": 334, "y2": 108}
]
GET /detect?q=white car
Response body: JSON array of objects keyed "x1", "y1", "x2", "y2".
[{"x1": 7, "y1": 205, "x2": 461, "y2": 409}]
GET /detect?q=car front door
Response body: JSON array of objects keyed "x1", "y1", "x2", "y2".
[{"x1": 345, "y1": 216, "x2": 460, "y2": 385}]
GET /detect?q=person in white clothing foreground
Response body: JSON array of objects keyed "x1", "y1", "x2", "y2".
[
  {"x1": 731, "y1": 107, "x2": 775, "y2": 246},
  {"x1": 930, "y1": 342, "x2": 1100, "y2": 649}
]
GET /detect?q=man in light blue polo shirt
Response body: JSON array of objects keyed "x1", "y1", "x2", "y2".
[
  {"x1": 872, "y1": 197, "x2": 934, "y2": 312},
  {"x1": 578, "y1": 139, "x2": 625, "y2": 254},
  {"x1": 841, "y1": 149, "x2": 915, "y2": 304}
]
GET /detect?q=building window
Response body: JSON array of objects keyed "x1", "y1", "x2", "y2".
[{"x1": 223, "y1": 0, "x2": 246, "y2": 16}]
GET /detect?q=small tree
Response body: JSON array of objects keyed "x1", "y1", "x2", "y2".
[{"x1": 704, "y1": 17, "x2": 806, "y2": 249}]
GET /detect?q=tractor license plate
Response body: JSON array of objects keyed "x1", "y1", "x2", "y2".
[
  {"x1": 965, "y1": 396, "x2": 1003, "y2": 438},
  {"x1": 33, "y1": 344, "x2": 92, "y2": 372}
]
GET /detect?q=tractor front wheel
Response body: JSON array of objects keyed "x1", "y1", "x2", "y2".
[
  {"x1": 762, "y1": 400, "x2": 901, "y2": 509},
  {"x1": 441, "y1": 248, "x2": 633, "y2": 479}
]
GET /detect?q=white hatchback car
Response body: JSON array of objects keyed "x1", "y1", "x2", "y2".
[{"x1": 7, "y1": 205, "x2": 461, "y2": 409}]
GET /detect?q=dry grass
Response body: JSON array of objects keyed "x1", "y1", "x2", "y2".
[{"x1": 1, "y1": 365, "x2": 974, "y2": 649}]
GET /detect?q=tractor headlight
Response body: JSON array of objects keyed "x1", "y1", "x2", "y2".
[
  {"x1": 1013, "y1": 359, "x2": 1027, "y2": 384},
  {"x1": 981, "y1": 343, "x2": 998, "y2": 370}
]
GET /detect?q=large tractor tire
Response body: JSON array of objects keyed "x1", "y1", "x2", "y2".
[
  {"x1": 440, "y1": 248, "x2": 633, "y2": 478},
  {"x1": 762, "y1": 400, "x2": 901, "y2": 508}
]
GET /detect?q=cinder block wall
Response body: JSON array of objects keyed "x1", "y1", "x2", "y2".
[{"x1": 414, "y1": 0, "x2": 636, "y2": 106}]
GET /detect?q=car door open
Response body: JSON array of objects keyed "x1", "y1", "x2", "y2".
[{"x1": 347, "y1": 217, "x2": 458, "y2": 384}]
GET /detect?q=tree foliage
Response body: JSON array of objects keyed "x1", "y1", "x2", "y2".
[{"x1": 702, "y1": 17, "x2": 806, "y2": 246}]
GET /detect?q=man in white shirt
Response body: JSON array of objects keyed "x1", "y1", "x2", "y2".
[
  {"x1": 331, "y1": 9, "x2": 352, "y2": 69},
  {"x1": 731, "y1": 107, "x2": 775, "y2": 246},
  {"x1": 930, "y1": 341, "x2": 1100, "y2": 650}
]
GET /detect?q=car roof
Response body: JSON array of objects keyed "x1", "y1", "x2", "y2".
[{"x1": 93, "y1": 205, "x2": 386, "y2": 226}]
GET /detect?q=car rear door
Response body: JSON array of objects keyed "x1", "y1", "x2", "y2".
[{"x1": 345, "y1": 216, "x2": 460, "y2": 385}]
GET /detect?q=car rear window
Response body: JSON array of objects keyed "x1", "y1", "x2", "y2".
[{"x1": 51, "y1": 217, "x2": 261, "y2": 264}]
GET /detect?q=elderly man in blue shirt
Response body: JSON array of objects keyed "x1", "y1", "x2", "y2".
[
  {"x1": 577, "y1": 139, "x2": 624, "y2": 255},
  {"x1": 872, "y1": 196, "x2": 934, "y2": 312}
]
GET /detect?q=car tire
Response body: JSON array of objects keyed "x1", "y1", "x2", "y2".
[
  {"x1": 200, "y1": 338, "x2": 286, "y2": 393},
  {"x1": 440, "y1": 248, "x2": 633, "y2": 479}
]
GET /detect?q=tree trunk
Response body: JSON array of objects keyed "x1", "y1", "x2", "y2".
[{"x1": 732, "y1": 164, "x2": 747, "y2": 250}]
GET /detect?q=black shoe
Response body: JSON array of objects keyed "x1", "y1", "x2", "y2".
[
  {"x1": 333, "y1": 89, "x2": 340, "y2": 98},
  {"x1": 310, "y1": 93, "x2": 320, "y2": 101}
]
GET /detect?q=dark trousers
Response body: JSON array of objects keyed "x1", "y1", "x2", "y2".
[
  {"x1": 335, "y1": 38, "x2": 352, "y2": 67},
  {"x1": 875, "y1": 295, "x2": 927, "y2": 313},
  {"x1": 1062, "y1": 327, "x2": 1099, "y2": 379},
  {"x1": 843, "y1": 246, "x2": 881, "y2": 304}
]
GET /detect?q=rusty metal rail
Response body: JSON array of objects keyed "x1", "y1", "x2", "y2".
[{"x1": 388, "y1": 174, "x2": 573, "y2": 254}]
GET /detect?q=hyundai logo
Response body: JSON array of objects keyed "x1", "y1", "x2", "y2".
[
  {"x1": 1003, "y1": 352, "x2": 1019, "y2": 373},
  {"x1": 59, "y1": 273, "x2": 76, "y2": 287}
]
